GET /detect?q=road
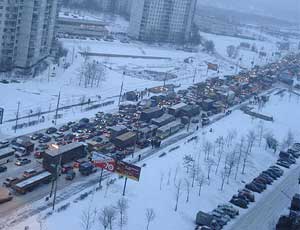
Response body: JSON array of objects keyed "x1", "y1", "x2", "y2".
[{"x1": 227, "y1": 164, "x2": 300, "y2": 230}]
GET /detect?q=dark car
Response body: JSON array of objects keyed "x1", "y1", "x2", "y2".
[
  {"x1": 31, "y1": 133, "x2": 44, "y2": 140},
  {"x1": 65, "y1": 170, "x2": 76, "y2": 180},
  {"x1": 3, "y1": 177, "x2": 18, "y2": 187},
  {"x1": 238, "y1": 189, "x2": 255, "y2": 202},
  {"x1": 15, "y1": 158, "x2": 31, "y2": 166},
  {"x1": 276, "y1": 160, "x2": 290, "y2": 168},
  {"x1": 39, "y1": 135, "x2": 51, "y2": 143},
  {"x1": 258, "y1": 174, "x2": 273, "y2": 184},
  {"x1": 245, "y1": 183, "x2": 263, "y2": 193},
  {"x1": 262, "y1": 170, "x2": 278, "y2": 179},
  {"x1": 230, "y1": 197, "x2": 248, "y2": 209},
  {"x1": 46, "y1": 127, "x2": 57, "y2": 134},
  {"x1": 61, "y1": 164, "x2": 73, "y2": 174},
  {"x1": 59, "y1": 125, "x2": 70, "y2": 132},
  {"x1": 252, "y1": 180, "x2": 266, "y2": 190},
  {"x1": 0, "y1": 165, "x2": 7, "y2": 173}
]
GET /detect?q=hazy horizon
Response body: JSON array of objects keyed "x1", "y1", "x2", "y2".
[{"x1": 199, "y1": 0, "x2": 300, "y2": 23}]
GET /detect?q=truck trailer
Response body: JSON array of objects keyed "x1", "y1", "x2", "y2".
[{"x1": 11, "y1": 171, "x2": 52, "y2": 194}]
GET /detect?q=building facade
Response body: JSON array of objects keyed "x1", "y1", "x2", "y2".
[
  {"x1": 129, "y1": 0, "x2": 197, "y2": 43},
  {"x1": 99, "y1": 0, "x2": 132, "y2": 18},
  {"x1": 0, "y1": 0, "x2": 59, "y2": 72}
]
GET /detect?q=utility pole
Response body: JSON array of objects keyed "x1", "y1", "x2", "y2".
[
  {"x1": 71, "y1": 46, "x2": 75, "y2": 64},
  {"x1": 54, "y1": 91, "x2": 61, "y2": 125},
  {"x1": 48, "y1": 65, "x2": 51, "y2": 83},
  {"x1": 14, "y1": 102, "x2": 20, "y2": 133},
  {"x1": 118, "y1": 74, "x2": 124, "y2": 107},
  {"x1": 52, "y1": 153, "x2": 62, "y2": 211},
  {"x1": 193, "y1": 68, "x2": 197, "y2": 83}
]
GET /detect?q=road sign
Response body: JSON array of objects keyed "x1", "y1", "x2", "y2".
[
  {"x1": 92, "y1": 152, "x2": 116, "y2": 172},
  {"x1": 0, "y1": 108, "x2": 3, "y2": 124},
  {"x1": 115, "y1": 161, "x2": 141, "y2": 181}
]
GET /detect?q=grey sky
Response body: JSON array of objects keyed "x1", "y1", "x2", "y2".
[{"x1": 200, "y1": 0, "x2": 300, "y2": 22}]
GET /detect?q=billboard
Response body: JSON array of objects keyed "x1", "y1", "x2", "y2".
[
  {"x1": 92, "y1": 152, "x2": 116, "y2": 172},
  {"x1": 115, "y1": 161, "x2": 141, "y2": 181},
  {"x1": 207, "y1": 62, "x2": 219, "y2": 71},
  {"x1": 0, "y1": 108, "x2": 3, "y2": 125}
]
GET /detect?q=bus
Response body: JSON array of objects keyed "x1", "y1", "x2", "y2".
[{"x1": 0, "y1": 147, "x2": 15, "y2": 165}]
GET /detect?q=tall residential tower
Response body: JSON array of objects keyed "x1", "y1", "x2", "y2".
[
  {"x1": 0, "y1": 0, "x2": 59, "y2": 72},
  {"x1": 129, "y1": 0, "x2": 197, "y2": 43}
]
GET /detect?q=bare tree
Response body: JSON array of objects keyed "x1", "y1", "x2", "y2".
[
  {"x1": 145, "y1": 208, "x2": 156, "y2": 230},
  {"x1": 167, "y1": 169, "x2": 171, "y2": 186},
  {"x1": 247, "y1": 130, "x2": 256, "y2": 153},
  {"x1": 173, "y1": 165, "x2": 179, "y2": 185},
  {"x1": 99, "y1": 208, "x2": 109, "y2": 230},
  {"x1": 184, "y1": 178, "x2": 191, "y2": 203},
  {"x1": 225, "y1": 150, "x2": 236, "y2": 184},
  {"x1": 215, "y1": 136, "x2": 224, "y2": 174},
  {"x1": 81, "y1": 207, "x2": 96, "y2": 230},
  {"x1": 257, "y1": 122, "x2": 265, "y2": 147},
  {"x1": 206, "y1": 159, "x2": 215, "y2": 181},
  {"x1": 190, "y1": 163, "x2": 198, "y2": 187},
  {"x1": 159, "y1": 172, "x2": 164, "y2": 190},
  {"x1": 281, "y1": 130, "x2": 294, "y2": 149},
  {"x1": 183, "y1": 155, "x2": 194, "y2": 174},
  {"x1": 203, "y1": 141, "x2": 213, "y2": 160},
  {"x1": 196, "y1": 172, "x2": 205, "y2": 196},
  {"x1": 225, "y1": 130, "x2": 237, "y2": 148},
  {"x1": 264, "y1": 132, "x2": 278, "y2": 153},
  {"x1": 220, "y1": 169, "x2": 228, "y2": 191},
  {"x1": 235, "y1": 137, "x2": 245, "y2": 179},
  {"x1": 116, "y1": 198, "x2": 128, "y2": 230},
  {"x1": 174, "y1": 179, "x2": 182, "y2": 212}
]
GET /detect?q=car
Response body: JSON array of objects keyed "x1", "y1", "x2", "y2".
[
  {"x1": 277, "y1": 160, "x2": 290, "y2": 168},
  {"x1": 217, "y1": 204, "x2": 239, "y2": 218},
  {"x1": 59, "y1": 125, "x2": 70, "y2": 132},
  {"x1": 0, "y1": 140, "x2": 9, "y2": 149},
  {"x1": 61, "y1": 164, "x2": 73, "y2": 174},
  {"x1": 230, "y1": 197, "x2": 248, "y2": 209},
  {"x1": 245, "y1": 183, "x2": 263, "y2": 193},
  {"x1": 238, "y1": 190, "x2": 255, "y2": 202},
  {"x1": 34, "y1": 150, "x2": 44, "y2": 159},
  {"x1": 0, "y1": 165, "x2": 7, "y2": 173},
  {"x1": 262, "y1": 170, "x2": 278, "y2": 179},
  {"x1": 253, "y1": 177, "x2": 269, "y2": 186},
  {"x1": 39, "y1": 135, "x2": 51, "y2": 143},
  {"x1": 65, "y1": 170, "x2": 76, "y2": 180},
  {"x1": 258, "y1": 174, "x2": 273, "y2": 184},
  {"x1": 23, "y1": 169, "x2": 37, "y2": 178},
  {"x1": 3, "y1": 177, "x2": 18, "y2": 187},
  {"x1": 252, "y1": 180, "x2": 267, "y2": 190},
  {"x1": 269, "y1": 165, "x2": 284, "y2": 174},
  {"x1": 73, "y1": 159, "x2": 86, "y2": 168},
  {"x1": 232, "y1": 194, "x2": 250, "y2": 204},
  {"x1": 292, "y1": 143, "x2": 300, "y2": 151},
  {"x1": 36, "y1": 144, "x2": 49, "y2": 151},
  {"x1": 15, "y1": 158, "x2": 31, "y2": 166},
  {"x1": 31, "y1": 133, "x2": 44, "y2": 140},
  {"x1": 46, "y1": 127, "x2": 57, "y2": 134}
]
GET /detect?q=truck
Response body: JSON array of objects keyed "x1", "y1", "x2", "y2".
[
  {"x1": 156, "y1": 121, "x2": 184, "y2": 140},
  {"x1": 112, "y1": 132, "x2": 137, "y2": 149},
  {"x1": 79, "y1": 162, "x2": 97, "y2": 176},
  {"x1": 0, "y1": 188, "x2": 13, "y2": 204},
  {"x1": 42, "y1": 142, "x2": 87, "y2": 173},
  {"x1": 11, "y1": 171, "x2": 52, "y2": 194},
  {"x1": 0, "y1": 147, "x2": 15, "y2": 165}
]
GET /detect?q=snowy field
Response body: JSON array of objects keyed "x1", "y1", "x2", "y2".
[{"x1": 7, "y1": 89, "x2": 300, "y2": 230}]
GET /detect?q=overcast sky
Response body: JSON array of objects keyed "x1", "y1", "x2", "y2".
[{"x1": 200, "y1": 0, "x2": 300, "y2": 22}]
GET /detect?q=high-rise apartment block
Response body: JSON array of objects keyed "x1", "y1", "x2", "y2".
[
  {"x1": 129, "y1": 0, "x2": 197, "y2": 43},
  {"x1": 0, "y1": 0, "x2": 59, "y2": 72}
]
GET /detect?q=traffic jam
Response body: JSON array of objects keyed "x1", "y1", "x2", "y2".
[{"x1": 0, "y1": 53, "x2": 300, "y2": 205}]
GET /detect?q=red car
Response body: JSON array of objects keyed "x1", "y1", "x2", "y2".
[{"x1": 73, "y1": 159, "x2": 87, "y2": 168}]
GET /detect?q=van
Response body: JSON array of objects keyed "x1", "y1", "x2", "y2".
[{"x1": 15, "y1": 147, "x2": 28, "y2": 158}]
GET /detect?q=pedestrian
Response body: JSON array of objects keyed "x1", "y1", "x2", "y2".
[
  {"x1": 138, "y1": 154, "x2": 141, "y2": 161},
  {"x1": 196, "y1": 125, "x2": 199, "y2": 131}
]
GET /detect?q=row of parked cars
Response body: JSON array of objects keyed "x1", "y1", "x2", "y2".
[{"x1": 195, "y1": 143, "x2": 298, "y2": 229}]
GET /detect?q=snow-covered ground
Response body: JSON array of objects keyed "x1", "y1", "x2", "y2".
[{"x1": 7, "y1": 89, "x2": 300, "y2": 230}]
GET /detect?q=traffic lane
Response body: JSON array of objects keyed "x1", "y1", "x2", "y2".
[
  {"x1": 227, "y1": 165, "x2": 300, "y2": 230},
  {"x1": 0, "y1": 158, "x2": 42, "y2": 185}
]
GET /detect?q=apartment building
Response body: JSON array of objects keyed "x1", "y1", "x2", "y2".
[
  {"x1": 99, "y1": 0, "x2": 132, "y2": 17},
  {"x1": 0, "y1": 0, "x2": 59, "y2": 72},
  {"x1": 129, "y1": 0, "x2": 197, "y2": 43}
]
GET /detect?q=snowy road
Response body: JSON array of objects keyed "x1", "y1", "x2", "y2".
[{"x1": 227, "y1": 165, "x2": 300, "y2": 230}]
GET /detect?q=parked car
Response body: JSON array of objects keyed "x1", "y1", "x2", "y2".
[
  {"x1": 252, "y1": 180, "x2": 267, "y2": 190},
  {"x1": 277, "y1": 160, "x2": 291, "y2": 168},
  {"x1": 61, "y1": 164, "x2": 73, "y2": 174},
  {"x1": 245, "y1": 183, "x2": 263, "y2": 193},
  {"x1": 15, "y1": 158, "x2": 31, "y2": 166},
  {"x1": 39, "y1": 135, "x2": 51, "y2": 143},
  {"x1": 0, "y1": 165, "x2": 7, "y2": 173},
  {"x1": 46, "y1": 127, "x2": 57, "y2": 134},
  {"x1": 0, "y1": 140, "x2": 9, "y2": 149},
  {"x1": 73, "y1": 159, "x2": 87, "y2": 168},
  {"x1": 217, "y1": 204, "x2": 239, "y2": 218},
  {"x1": 230, "y1": 197, "x2": 248, "y2": 209},
  {"x1": 59, "y1": 125, "x2": 70, "y2": 132},
  {"x1": 238, "y1": 189, "x2": 255, "y2": 202}
]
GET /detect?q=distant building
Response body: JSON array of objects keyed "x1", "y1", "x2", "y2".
[
  {"x1": 57, "y1": 17, "x2": 108, "y2": 38},
  {"x1": 129, "y1": 0, "x2": 197, "y2": 44},
  {"x1": 0, "y1": 0, "x2": 59, "y2": 72},
  {"x1": 99, "y1": 0, "x2": 132, "y2": 18}
]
